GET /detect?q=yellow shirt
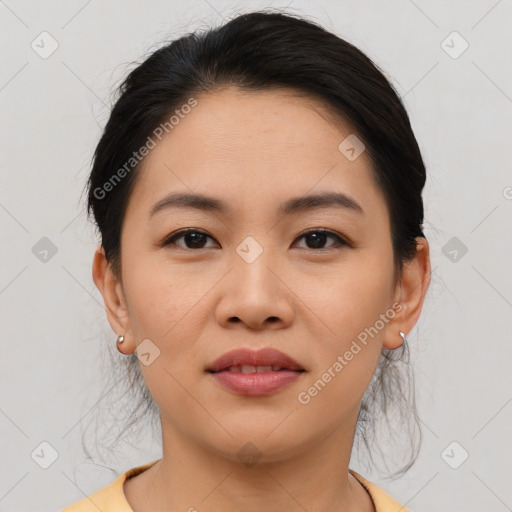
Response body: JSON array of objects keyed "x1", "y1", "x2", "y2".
[{"x1": 61, "y1": 459, "x2": 410, "y2": 511}]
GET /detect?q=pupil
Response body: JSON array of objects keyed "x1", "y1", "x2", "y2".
[
  {"x1": 307, "y1": 232, "x2": 326, "y2": 249},
  {"x1": 186, "y1": 232, "x2": 206, "y2": 248}
]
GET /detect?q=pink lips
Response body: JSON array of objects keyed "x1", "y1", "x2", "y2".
[
  {"x1": 206, "y1": 347, "x2": 305, "y2": 396},
  {"x1": 207, "y1": 347, "x2": 304, "y2": 372}
]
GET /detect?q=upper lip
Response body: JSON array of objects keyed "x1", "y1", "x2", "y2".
[{"x1": 206, "y1": 348, "x2": 305, "y2": 372}]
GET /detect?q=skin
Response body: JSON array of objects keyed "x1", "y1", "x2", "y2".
[{"x1": 93, "y1": 86, "x2": 430, "y2": 512}]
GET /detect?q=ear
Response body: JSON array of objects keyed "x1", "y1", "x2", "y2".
[
  {"x1": 383, "y1": 237, "x2": 431, "y2": 349},
  {"x1": 92, "y1": 245, "x2": 134, "y2": 354}
]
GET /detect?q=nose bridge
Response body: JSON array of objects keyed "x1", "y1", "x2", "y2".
[
  {"x1": 213, "y1": 233, "x2": 295, "y2": 330},
  {"x1": 231, "y1": 234, "x2": 278, "y2": 294}
]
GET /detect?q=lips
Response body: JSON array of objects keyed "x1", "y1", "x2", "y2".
[
  {"x1": 206, "y1": 347, "x2": 305, "y2": 373},
  {"x1": 207, "y1": 347, "x2": 306, "y2": 396}
]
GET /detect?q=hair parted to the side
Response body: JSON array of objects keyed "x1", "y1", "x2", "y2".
[{"x1": 81, "y1": 9, "x2": 427, "y2": 479}]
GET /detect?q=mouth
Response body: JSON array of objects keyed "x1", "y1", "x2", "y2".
[
  {"x1": 206, "y1": 347, "x2": 305, "y2": 373},
  {"x1": 208, "y1": 365, "x2": 305, "y2": 374},
  {"x1": 205, "y1": 347, "x2": 305, "y2": 396}
]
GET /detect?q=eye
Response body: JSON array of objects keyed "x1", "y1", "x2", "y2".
[
  {"x1": 161, "y1": 229, "x2": 219, "y2": 249},
  {"x1": 293, "y1": 229, "x2": 349, "y2": 250},
  {"x1": 160, "y1": 228, "x2": 350, "y2": 251}
]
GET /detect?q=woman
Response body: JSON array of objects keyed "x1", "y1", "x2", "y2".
[{"x1": 62, "y1": 10, "x2": 430, "y2": 512}]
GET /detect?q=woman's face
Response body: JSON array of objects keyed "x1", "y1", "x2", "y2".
[{"x1": 97, "y1": 86, "x2": 427, "y2": 463}]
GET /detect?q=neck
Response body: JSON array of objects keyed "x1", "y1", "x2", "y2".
[{"x1": 124, "y1": 411, "x2": 374, "y2": 512}]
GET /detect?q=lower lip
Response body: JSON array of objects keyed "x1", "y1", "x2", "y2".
[{"x1": 209, "y1": 370, "x2": 304, "y2": 396}]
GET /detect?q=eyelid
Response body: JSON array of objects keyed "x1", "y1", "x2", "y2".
[
  {"x1": 160, "y1": 228, "x2": 217, "y2": 248},
  {"x1": 298, "y1": 230, "x2": 355, "y2": 252}
]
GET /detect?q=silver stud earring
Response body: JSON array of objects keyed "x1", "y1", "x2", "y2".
[
  {"x1": 399, "y1": 331, "x2": 407, "y2": 343},
  {"x1": 116, "y1": 334, "x2": 125, "y2": 345}
]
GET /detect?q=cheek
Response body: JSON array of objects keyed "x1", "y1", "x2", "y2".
[
  {"x1": 122, "y1": 248, "x2": 191, "y2": 334},
  {"x1": 301, "y1": 252, "x2": 393, "y2": 379},
  {"x1": 122, "y1": 265, "x2": 205, "y2": 416},
  {"x1": 122, "y1": 255, "x2": 212, "y2": 378},
  {"x1": 306, "y1": 251, "x2": 392, "y2": 327},
  {"x1": 295, "y1": 271, "x2": 390, "y2": 421}
]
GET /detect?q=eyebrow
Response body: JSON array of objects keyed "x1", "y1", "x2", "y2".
[{"x1": 148, "y1": 191, "x2": 364, "y2": 218}]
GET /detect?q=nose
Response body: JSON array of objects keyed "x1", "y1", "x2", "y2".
[{"x1": 214, "y1": 246, "x2": 295, "y2": 331}]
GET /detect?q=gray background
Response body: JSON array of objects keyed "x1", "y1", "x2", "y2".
[{"x1": 1, "y1": 0, "x2": 511, "y2": 510}]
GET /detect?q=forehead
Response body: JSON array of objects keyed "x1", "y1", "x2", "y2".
[{"x1": 124, "y1": 86, "x2": 388, "y2": 225}]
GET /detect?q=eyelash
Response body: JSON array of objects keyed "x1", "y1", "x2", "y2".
[{"x1": 160, "y1": 228, "x2": 351, "y2": 251}]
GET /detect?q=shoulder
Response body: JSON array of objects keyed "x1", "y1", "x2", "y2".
[
  {"x1": 349, "y1": 469, "x2": 411, "y2": 512},
  {"x1": 60, "y1": 460, "x2": 160, "y2": 512}
]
